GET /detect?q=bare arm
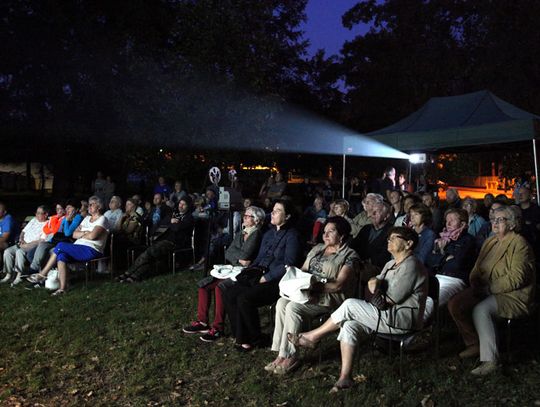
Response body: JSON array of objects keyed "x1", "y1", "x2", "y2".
[
  {"x1": 367, "y1": 277, "x2": 379, "y2": 294},
  {"x1": 317, "y1": 265, "x2": 354, "y2": 294},
  {"x1": 74, "y1": 225, "x2": 107, "y2": 241}
]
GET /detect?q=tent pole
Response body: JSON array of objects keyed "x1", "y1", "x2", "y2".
[
  {"x1": 533, "y1": 138, "x2": 540, "y2": 204},
  {"x1": 342, "y1": 153, "x2": 346, "y2": 199}
]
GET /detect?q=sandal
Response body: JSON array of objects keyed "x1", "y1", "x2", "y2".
[
  {"x1": 287, "y1": 333, "x2": 319, "y2": 350},
  {"x1": 273, "y1": 358, "x2": 301, "y2": 375},
  {"x1": 51, "y1": 289, "x2": 66, "y2": 296},
  {"x1": 264, "y1": 357, "x2": 284, "y2": 372},
  {"x1": 27, "y1": 273, "x2": 47, "y2": 284},
  {"x1": 329, "y1": 378, "x2": 354, "y2": 393}
]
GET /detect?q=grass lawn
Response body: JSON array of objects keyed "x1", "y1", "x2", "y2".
[{"x1": 1, "y1": 270, "x2": 539, "y2": 406}]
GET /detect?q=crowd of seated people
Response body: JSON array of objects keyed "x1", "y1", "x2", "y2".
[
  {"x1": 0, "y1": 170, "x2": 538, "y2": 390},
  {"x1": 27, "y1": 196, "x2": 110, "y2": 295}
]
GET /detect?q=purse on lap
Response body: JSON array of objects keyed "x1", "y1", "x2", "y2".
[{"x1": 278, "y1": 266, "x2": 315, "y2": 304}]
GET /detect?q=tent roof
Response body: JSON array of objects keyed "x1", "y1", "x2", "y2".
[{"x1": 367, "y1": 90, "x2": 540, "y2": 151}]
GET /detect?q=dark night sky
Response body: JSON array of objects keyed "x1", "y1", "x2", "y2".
[{"x1": 302, "y1": 0, "x2": 371, "y2": 57}]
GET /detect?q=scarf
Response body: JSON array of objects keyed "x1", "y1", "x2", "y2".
[
  {"x1": 435, "y1": 223, "x2": 466, "y2": 246},
  {"x1": 243, "y1": 225, "x2": 258, "y2": 237}
]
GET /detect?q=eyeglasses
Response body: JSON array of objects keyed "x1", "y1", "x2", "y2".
[
  {"x1": 490, "y1": 217, "x2": 508, "y2": 224},
  {"x1": 387, "y1": 235, "x2": 406, "y2": 242}
]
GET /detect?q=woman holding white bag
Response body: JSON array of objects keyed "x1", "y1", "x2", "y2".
[{"x1": 266, "y1": 216, "x2": 359, "y2": 375}]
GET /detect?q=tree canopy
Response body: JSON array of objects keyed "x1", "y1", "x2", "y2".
[
  {"x1": 339, "y1": 0, "x2": 540, "y2": 132},
  {"x1": 2, "y1": 0, "x2": 329, "y2": 151}
]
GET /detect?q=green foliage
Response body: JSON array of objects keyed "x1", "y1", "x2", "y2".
[
  {"x1": 1, "y1": 0, "x2": 312, "y2": 147},
  {"x1": 340, "y1": 0, "x2": 540, "y2": 132}
]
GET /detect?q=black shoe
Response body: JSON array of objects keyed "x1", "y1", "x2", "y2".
[
  {"x1": 200, "y1": 328, "x2": 224, "y2": 343},
  {"x1": 182, "y1": 321, "x2": 209, "y2": 334}
]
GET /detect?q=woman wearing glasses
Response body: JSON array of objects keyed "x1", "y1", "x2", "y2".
[
  {"x1": 288, "y1": 227, "x2": 427, "y2": 392},
  {"x1": 183, "y1": 206, "x2": 265, "y2": 342},
  {"x1": 448, "y1": 205, "x2": 535, "y2": 376}
]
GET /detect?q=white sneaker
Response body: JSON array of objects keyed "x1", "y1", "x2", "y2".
[
  {"x1": 11, "y1": 275, "x2": 23, "y2": 286},
  {"x1": 0, "y1": 274, "x2": 12, "y2": 283},
  {"x1": 471, "y1": 361, "x2": 499, "y2": 376}
]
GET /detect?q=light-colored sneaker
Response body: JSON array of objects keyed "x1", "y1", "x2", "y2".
[
  {"x1": 0, "y1": 273, "x2": 12, "y2": 283},
  {"x1": 11, "y1": 275, "x2": 23, "y2": 286},
  {"x1": 471, "y1": 361, "x2": 499, "y2": 376}
]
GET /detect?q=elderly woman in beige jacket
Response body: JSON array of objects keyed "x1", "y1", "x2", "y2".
[
  {"x1": 265, "y1": 217, "x2": 359, "y2": 375},
  {"x1": 448, "y1": 205, "x2": 535, "y2": 376}
]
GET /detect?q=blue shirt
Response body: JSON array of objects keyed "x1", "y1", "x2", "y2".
[
  {"x1": 152, "y1": 207, "x2": 161, "y2": 225},
  {"x1": 0, "y1": 214, "x2": 13, "y2": 239},
  {"x1": 414, "y1": 227, "x2": 436, "y2": 265},
  {"x1": 60, "y1": 214, "x2": 83, "y2": 237},
  {"x1": 468, "y1": 214, "x2": 488, "y2": 237},
  {"x1": 154, "y1": 184, "x2": 172, "y2": 197}
]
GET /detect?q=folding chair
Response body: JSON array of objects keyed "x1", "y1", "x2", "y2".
[
  {"x1": 170, "y1": 227, "x2": 196, "y2": 274},
  {"x1": 373, "y1": 274, "x2": 440, "y2": 390},
  {"x1": 504, "y1": 301, "x2": 539, "y2": 362},
  {"x1": 77, "y1": 233, "x2": 115, "y2": 285}
]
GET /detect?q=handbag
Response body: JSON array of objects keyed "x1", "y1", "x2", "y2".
[
  {"x1": 369, "y1": 289, "x2": 388, "y2": 310},
  {"x1": 234, "y1": 266, "x2": 266, "y2": 287},
  {"x1": 279, "y1": 266, "x2": 315, "y2": 304},
  {"x1": 45, "y1": 269, "x2": 60, "y2": 290}
]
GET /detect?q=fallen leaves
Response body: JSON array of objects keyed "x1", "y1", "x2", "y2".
[
  {"x1": 420, "y1": 394, "x2": 434, "y2": 407},
  {"x1": 353, "y1": 374, "x2": 367, "y2": 383}
]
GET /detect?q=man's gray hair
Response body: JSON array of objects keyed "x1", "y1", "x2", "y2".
[
  {"x1": 110, "y1": 195, "x2": 123, "y2": 207},
  {"x1": 363, "y1": 193, "x2": 384, "y2": 205}
]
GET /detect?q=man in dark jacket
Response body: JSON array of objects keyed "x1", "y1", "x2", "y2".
[{"x1": 117, "y1": 197, "x2": 193, "y2": 282}]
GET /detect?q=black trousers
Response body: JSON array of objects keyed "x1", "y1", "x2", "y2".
[
  {"x1": 222, "y1": 279, "x2": 280, "y2": 344},
  {"x1": 126, "y1": 240, "x2": 174, "y2": 279}
]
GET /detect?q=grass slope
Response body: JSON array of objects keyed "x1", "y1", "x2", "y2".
[{"x1": 1, "y1": 271, "x2": 539, "y2": 406}]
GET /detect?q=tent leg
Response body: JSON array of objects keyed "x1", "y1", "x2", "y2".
[
  {"x1": 342, "y1": 153, "x2": 346, "y2": 199},
  {"x1": 534, "y1": 139, "x2": 540, "y2": 204}
]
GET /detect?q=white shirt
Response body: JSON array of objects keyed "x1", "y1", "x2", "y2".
[
  {"x1": 22, "y1": 217, "x2": 48, "y2": 243},
  {"x1": 74, "y1": 215, "x2": 110, "y2": 253},
  {"x1": 104, "y1": 209, "x2": 123, "y2": 231}
]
